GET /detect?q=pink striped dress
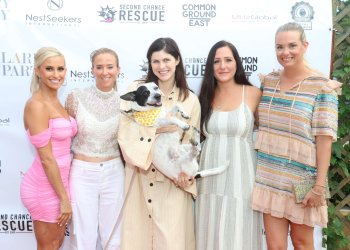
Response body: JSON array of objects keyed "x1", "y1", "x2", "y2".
[
  {"x1": 251, "y1": 71, "x2": 340, "y2": 227},
  {"x1": 20, "y1": 117, "x2": 77, "y2": 222}
]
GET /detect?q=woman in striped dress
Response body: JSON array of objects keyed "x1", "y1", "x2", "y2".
[
  {"x1": 251, "y1": 22, "x2": 341, "y2": 249},
  {"x1": 196, "y1": 40, "x2": 263, "y2": 250}
]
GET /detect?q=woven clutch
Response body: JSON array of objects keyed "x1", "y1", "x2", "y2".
[{"x1": 292, "y1": 178, "x2": 331, "y2": 203}]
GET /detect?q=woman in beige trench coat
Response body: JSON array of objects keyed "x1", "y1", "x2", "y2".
[{"x1": 118, "y1": 37, "x2": 200, "y2": 250}]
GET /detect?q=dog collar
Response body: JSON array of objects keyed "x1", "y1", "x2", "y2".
[{"x1": 133, "y1": 109, "x2": 161, "y2": 127}]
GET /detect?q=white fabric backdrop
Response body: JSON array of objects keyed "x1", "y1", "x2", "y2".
[{"x1": 0, "y1": 0, "x2": 332, "y2": 249}]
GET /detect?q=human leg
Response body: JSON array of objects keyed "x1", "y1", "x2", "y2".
[
  {"x1": 290, "y1": 222, "x2": 314, "y2": 250},
  {"x1": 98, "y1": 158, "x2": 125, "y2": 250},
  {"x1": 263, "y1": 213, "x2": 289, "y2": 250},
  {"x1": 69, "y1": 159, "x2": 100, "y2": 250},
  {"x1": 34, "y1": 221, "x2": 65, "y2": 250}
]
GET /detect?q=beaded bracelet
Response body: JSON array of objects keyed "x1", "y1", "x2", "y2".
[{"x1": 311, "y1": 188, "x2": 324, "y2": 196}]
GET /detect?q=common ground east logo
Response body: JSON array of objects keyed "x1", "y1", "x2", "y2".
[
  {"x1": 0, "y1": 0, "x2": 10, "y2": 21},
  {"x1": 0, "y1": 51, "x2": 34, "y2": 77},
  {"x1": 182, "y1": 4, "x2": 216, "y2": 26},
  {"x1": 98, "y1": 5, "x2": 117, "y2": 23},
  {"x1": 241, "y1": 56, "x2": 258, "y2": 80},
  {"x1": 291, "y1": 1, "x2": 314, "y2": 30},
  {"x1": 184, "y1": 57, "x2": 206, "y2": 78},
  {"x1": 47, "y1": 0, "x2": 63, "y2": 11}
]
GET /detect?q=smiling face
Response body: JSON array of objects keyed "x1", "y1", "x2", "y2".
[
  {"x1": 150, "y1": 50, "x2": 179, "y2": 85},
  {"x1": 275, "y1": 30, "x2": 308, "y2": 69},
  {"x1": 35, "y1": 56, "x2": 66, "y2": 91},
  {"x1": 213, "y1": 46, "x2": 237, "y2": 84},
  {"x1": 92, "y1": 52, "x2": 119, "y2": 92}
]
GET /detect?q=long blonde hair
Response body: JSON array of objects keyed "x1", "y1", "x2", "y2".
[{"x1": 30, "y1": 47, "x2": 65, "y2": 93}]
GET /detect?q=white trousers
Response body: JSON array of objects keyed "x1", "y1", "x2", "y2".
[{"x1": 69, "y1": 158, "x2": 125, "y2": 250}]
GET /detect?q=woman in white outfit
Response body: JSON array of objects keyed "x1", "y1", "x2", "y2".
[{"x1": 65, "y1": 48, "x2": 124, "y2": 250}]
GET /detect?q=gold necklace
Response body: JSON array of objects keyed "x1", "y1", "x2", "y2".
[{"x1": 267, "y1": 79, "x2": 303, "y2": 163}]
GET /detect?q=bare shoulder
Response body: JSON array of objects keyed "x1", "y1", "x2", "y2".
[
  {"x1": 246, "y1": 85, "x2": 262, "y2": 99},
  {"x1": 24, "y1": 96, "x2": 50, "y2": 133}
]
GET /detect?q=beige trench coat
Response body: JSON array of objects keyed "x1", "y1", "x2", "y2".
[{"x1": 118, "y1": 82, "x2": 200, "y2": 250}]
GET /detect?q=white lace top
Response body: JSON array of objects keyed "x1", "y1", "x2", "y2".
[{"x1": 65, "y1": 86, "x2": 120, "y2": 158}]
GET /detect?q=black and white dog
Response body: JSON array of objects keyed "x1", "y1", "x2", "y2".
[{"x1": 120, "y1": 82, "x2": 228, "y2": 180}]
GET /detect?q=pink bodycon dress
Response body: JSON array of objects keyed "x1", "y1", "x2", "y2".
[{"x1": 20, "y1": 117, "x2": 77, "y2": 223}]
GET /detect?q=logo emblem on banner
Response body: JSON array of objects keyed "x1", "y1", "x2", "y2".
[
  {"x1": 47, "y1": 0, "x2": 63, "y2": 11},
  {"x1": 291, "y1": 1, "x2": 314, "y2": 30},
  {"x1": 139, "y1": 60, "x2": 148, "y2": 78},
  {"x1": 98, "y1": 5, "x2": 117, "y2": 23}
]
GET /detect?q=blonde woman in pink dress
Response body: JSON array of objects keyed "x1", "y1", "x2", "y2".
[{"x1": 20, "y1": 47, "x2": 77, "y2": 250}]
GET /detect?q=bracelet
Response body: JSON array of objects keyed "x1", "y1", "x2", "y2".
[
  {"x1": 311, "y1": 188, "x2": 324, "y2": 196},
  {"x1": 313, "y1": 184, "x2": 326, "y2": 188}
]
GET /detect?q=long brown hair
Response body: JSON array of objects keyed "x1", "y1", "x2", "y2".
[{"x1": 145, "y1": 37, "x2": 189, "y2": 102}]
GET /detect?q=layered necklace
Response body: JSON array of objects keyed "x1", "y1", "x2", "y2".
[{"x1": 266, "y1": 78, "x2": 303, "y2": 164}]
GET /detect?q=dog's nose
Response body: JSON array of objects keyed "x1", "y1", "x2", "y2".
[{"x1": 154, "y1": 94, "x2": 161, "y2": 101}]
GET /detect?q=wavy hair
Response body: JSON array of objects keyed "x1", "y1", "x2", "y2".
[{"x1": 145, "y1": 37, "x2": 189, "y2": 101}]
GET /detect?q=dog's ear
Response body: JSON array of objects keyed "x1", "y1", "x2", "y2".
[{"x1": 120, "y1": 91, "x2": 137, "y2": 101}]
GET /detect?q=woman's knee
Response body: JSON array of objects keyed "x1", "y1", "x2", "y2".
[
  {"x1": 290, "y1": 224, "x2": 314, "y2": 250},
  {"x1": 266, "y1": 237, "x2": 288, "y2": 250}
]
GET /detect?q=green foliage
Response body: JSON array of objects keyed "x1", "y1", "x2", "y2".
[
  {"x1": 324, "y1": 1, "x2": 350, "y2": 248},
  {"x1": 323, "y1": 204, "x2": 350, "y2": 249}
]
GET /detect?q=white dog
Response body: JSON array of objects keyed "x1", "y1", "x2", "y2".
[{"x1": 120, "y1": 82, "x2": 228, "y2": 180}]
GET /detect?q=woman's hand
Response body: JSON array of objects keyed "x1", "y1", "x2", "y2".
[
  {"x1": 302, "y1": 186, "x2": 327, "y2": 208},
  {"x1": 173, "y1": 172, "x2": 194, "y2": 189},
  {"x1": 57, "y1": 199, "x2": 72, "y2": 227},
  {"x1": 156, "y1": 125, "x2": 178, "y2": 134}
]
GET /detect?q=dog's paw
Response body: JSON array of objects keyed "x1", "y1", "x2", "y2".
[
  {"x1": 182, "y1": 124, "x2": 190, "y2": 131},
  {"x1": 189, "y1": 138, "x2": 198, "y2": 146}
]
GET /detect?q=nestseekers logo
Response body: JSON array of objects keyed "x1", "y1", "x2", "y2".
[
  {"x1": 69, "y1": 68, "x2": 95, "y2": 83},
  {"x1": 184, "y1": 57, "x2": 206, "y2": 78},
  {"x1": 182, "y1": 4, "x2": 216, "y2": 26},
  {"x1": 68, "y1": 68, "x2": 125, "y2": 83},
  {"x1": 47, "y1": 0, "x2": 63, "y2": 11},
  {"x1": 0, "y1": 0, "x2": 10, "y2": 21},
  {"x1": 241, "y1": 56, "x2": 258, "y2": 79},
  {"x1": 25, "y1": 0, "x2": 81, "y2": 27},
  {"x1": 291, "y1": 1, "x2": 314, "y2": 30},
  {"x1": 0, "y1": 51, "x2": 34, "y2": 77},
  {"x1": 98, "y1": 4, "x2": 165, "y2": 24}
]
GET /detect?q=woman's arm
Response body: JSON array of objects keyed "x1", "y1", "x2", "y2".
[
  {"x1": 65, "y1": 91, "x2": 77, "y2": 118},
  {"x1": 314, "y1": 135, "x2": 332, "y2": 188}
]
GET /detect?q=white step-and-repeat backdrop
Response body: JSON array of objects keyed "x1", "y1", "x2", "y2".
[{"x1": 0, "y1": 0, "x2": 332, "y2": 249}]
